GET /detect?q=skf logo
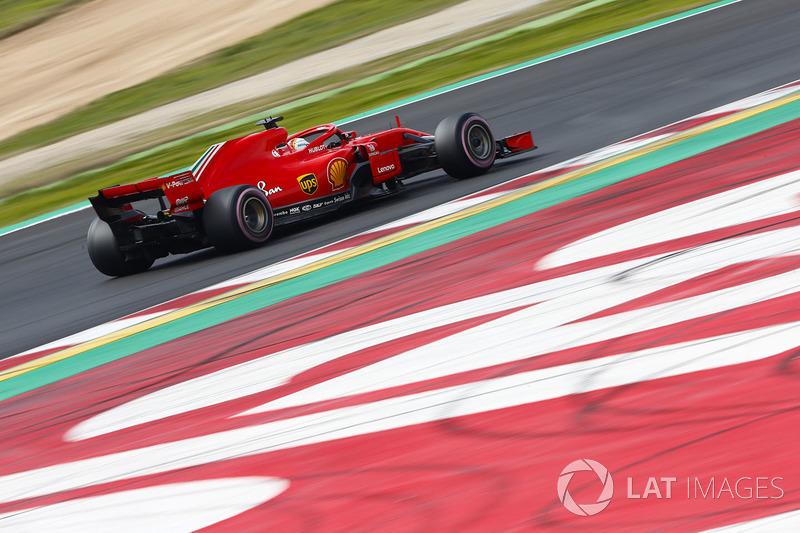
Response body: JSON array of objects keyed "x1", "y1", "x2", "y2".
[
  {"x1": 297, "y1": 173, "x2": 318, "y2": 195},
  {"x1": 328, "y1": 158, "x2": 348, "y2": 191}
]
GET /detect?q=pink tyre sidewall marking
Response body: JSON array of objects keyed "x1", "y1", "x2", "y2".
[
  {"x1": 235, "y1": 188, "x2": 273, "y2": 243},
  {"x1": 460, "y1": 116, "x2": 495, "y2": 168}
]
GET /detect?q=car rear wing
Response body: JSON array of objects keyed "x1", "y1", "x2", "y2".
[
  {"x1": 90, "y1": 170, "x2": 205, "y2": 224},
  {"x1": 496, "y1": 131, "x2": 536, "y2": 159}
]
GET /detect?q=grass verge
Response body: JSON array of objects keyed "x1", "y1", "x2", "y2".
[
  {"x1": 0, "y1": 0, "x2": 87, "y2": 40},
  {"x1": 0, "y1": 0, "x2": 463, "y2": 159},
  {"x1": 0, "y1": 0, "x2": 721, "y2": 228}
]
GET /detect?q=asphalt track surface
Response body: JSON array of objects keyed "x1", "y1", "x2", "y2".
[{"x1": 2, "y1": 0, "x2": 799, "y2": 360}]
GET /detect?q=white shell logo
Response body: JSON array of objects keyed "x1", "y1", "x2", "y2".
[{"x1": 557, "y1": 459, "x2": 614, "y2": 516}]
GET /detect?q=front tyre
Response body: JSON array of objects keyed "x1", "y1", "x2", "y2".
[
  {"x1": 203, "y1": 185, "x2": 274, "y2": 252},
  {"x1": 435, "y1": 112, "x2": 496, "y2": 179},
  {"x1": 87, "y1": 218, "x2": 154, "y2": 276}
]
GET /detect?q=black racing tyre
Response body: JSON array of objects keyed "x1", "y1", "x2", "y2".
[
  {"x1": 87, "y1": 218, "x2": 154, "y2": 277},
  {"x1": 203, "y1": 185, "x2": 274, "y2": 252},
  {"x1": 434, "y1": 112, "x2": 496, "y2": 179}
]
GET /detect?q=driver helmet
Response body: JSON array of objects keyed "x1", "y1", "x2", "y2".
[{"x1": 288, "y1": 137, "x2": 309, "y2": 151}]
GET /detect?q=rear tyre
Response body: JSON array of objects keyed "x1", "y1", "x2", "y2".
[
  {"x1": 203, "y1": 185, "x2": 273, "y2": 252},
  {"x1": 434, "y1": 112, "x2": 496, "y2": 179},
  {"x1": 87, "y1": 218, "x2": 154, "y2": 277}
]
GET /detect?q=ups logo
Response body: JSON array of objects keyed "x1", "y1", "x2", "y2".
[{"x1": 297, "y1": 173, "x2": 318, "y2": 195}]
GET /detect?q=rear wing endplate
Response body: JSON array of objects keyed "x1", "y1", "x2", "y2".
[{"x1": 90, "y1": 170, "x2": 204, "y2": 223}]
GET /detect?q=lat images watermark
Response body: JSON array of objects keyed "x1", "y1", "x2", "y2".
[
  {"x1": 557, "y1": 460, "x2": 785, "y2": 516},
  {"x1": 557, "y1": 459, "x2": 614, "y2": 516}
]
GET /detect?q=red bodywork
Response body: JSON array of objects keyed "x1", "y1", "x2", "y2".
[
  {"x1": 194, "y1": 123, "x2": 426, "y2": 219},
  {"x1": 90, "y1": 116, "x2": 534, "y2": 261}
]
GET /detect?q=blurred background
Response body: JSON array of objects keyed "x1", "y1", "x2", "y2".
[{"x1": 0, "y1": 0, "x2": 717, "y2": 226}]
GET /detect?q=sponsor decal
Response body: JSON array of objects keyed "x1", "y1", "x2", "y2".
[
  {"x1": 369, "y1": 149, "x2": 400, "y2": 176},
  {"x1": 296, "y1": 174, "x2": 319, "y2": 195},
  {"x1": 163, "y1": 177, "x2": 193, "y2": 190},
  {"x1": 309, "y1": 145, "x2": 325, "y2": 154},
  {"x1": 174, "y1": 196, "x2": 189, "y2": 206},
  {"x1": 278, "y1": 192, "x2": 352, "y2": 218},
  {"x1": 257, "y1": 182, "x2": 282, "y2": 195},
  {"x1": 327, "y1": 158, "x2": 348, "y2": 190}
]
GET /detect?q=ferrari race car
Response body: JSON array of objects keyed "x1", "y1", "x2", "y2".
[{"x1": 87, "y1": 112, "x2": 535, "y2": 276}]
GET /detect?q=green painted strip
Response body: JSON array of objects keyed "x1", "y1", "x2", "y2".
[
  {"x1": 0, "y1": 201, "x2": 91, "y2": 236},
  {"x1": 0, "y1": 0, "x2": 742, "y2": 236},
  {"x1": 2, "y1": 94, "x2": 798, "y2": 402}
]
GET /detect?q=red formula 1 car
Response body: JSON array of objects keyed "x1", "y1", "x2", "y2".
[{"x1": 87, "y1": 112, "x2": 535, "y2": 276}]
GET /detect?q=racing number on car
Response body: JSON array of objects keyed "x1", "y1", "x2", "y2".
[
  {"x1": 297, "y1": 173, "x2": 318, "y2": 195},
  {"x1": 328, "y1": 158, "x2": 347, "y2": 191}
]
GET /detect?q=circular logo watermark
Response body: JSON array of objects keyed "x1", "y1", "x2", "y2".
[{"x1": 557, "y1": 459, "x2": 614, "y2": 516}]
